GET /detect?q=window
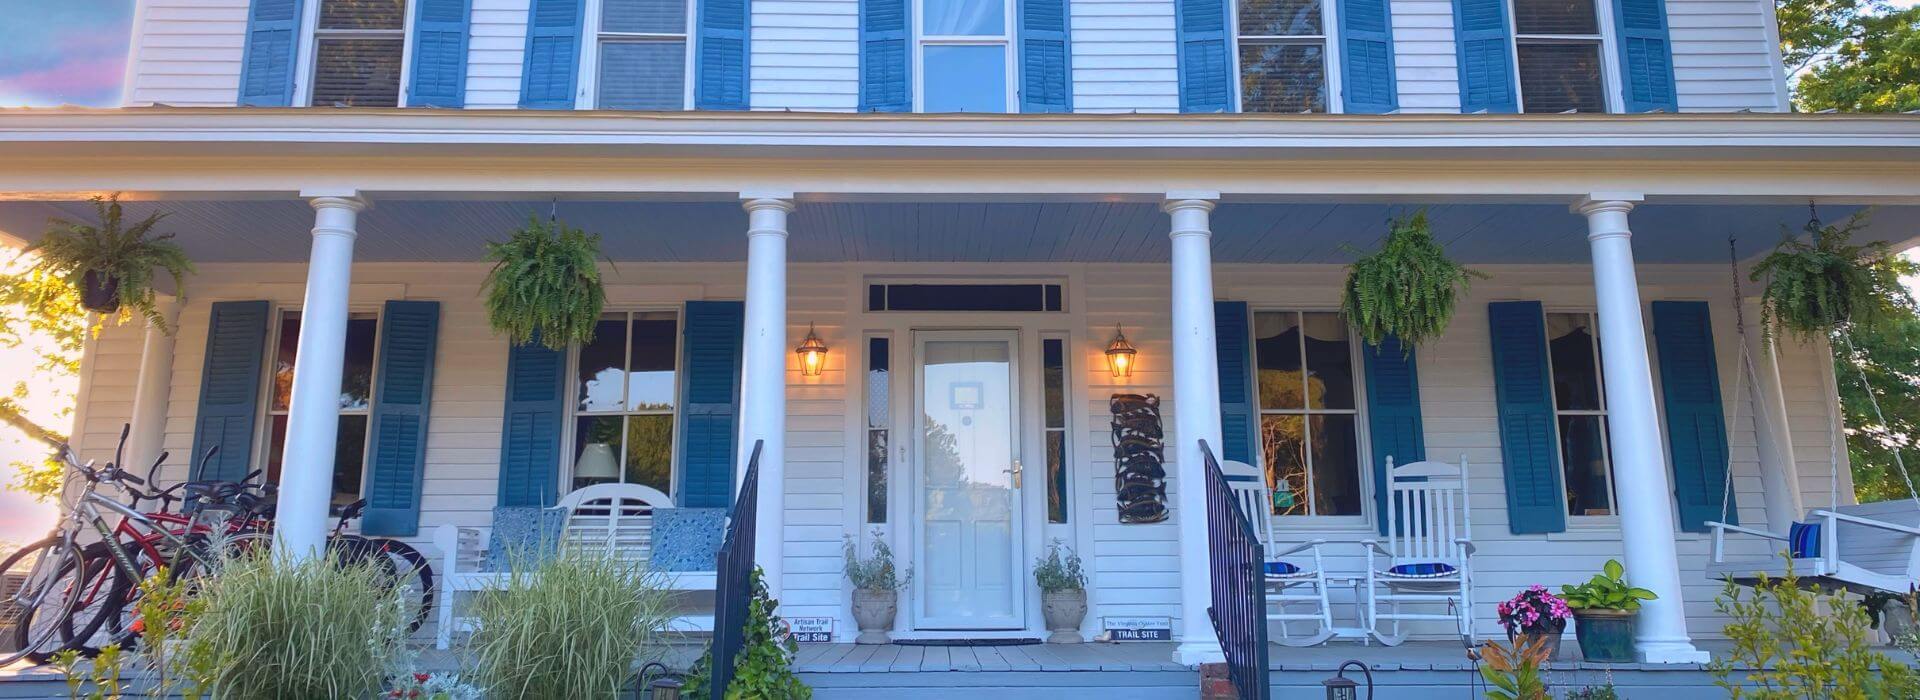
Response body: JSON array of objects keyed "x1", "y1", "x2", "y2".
[
  {"x1": 866, "y1": 283, "x2": 1063, "y2": 312},
  {"x1": 917, "y1": 0, "x2": 1013, "y2": 112},
  {"x1": 311, "y1": 0, "x2": 406, "y2": 107},
  {"x1": 1511, "y1": 0, "x2": 1607, "y2": 112},
  {"x1": 265, "y1": 311, "x2": 379, "y2": 508},
  {"x1": 1254, "y1": 311, "x2": 1362, "y2": 516},
  {"x1": 1237, "y1": 0, "x2": 1329, "y2": 112},
  {"x1": 865, "y1": 336, "x2": 890, "y2": 524},
  {"x1": 570, "y1": 312, "x2": 680, "y2": 494},
  {"x1": 1547, "y1": 312, "x2": 1616, "y2": 516},
  {"x1": 1042, "y1": 336, "x2": 1069, "y2": 524},
  {"x1": 595, "y1": 0, "x2": 692, "y2": 109}
]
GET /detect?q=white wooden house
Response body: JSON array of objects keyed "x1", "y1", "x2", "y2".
[{"x1": 3, "y1": 0, "x2": 1918, "y2": 680}]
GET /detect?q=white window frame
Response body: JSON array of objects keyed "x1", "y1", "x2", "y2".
[
  {"x1": 1251, "y1": 309, "x2": 1372, "y2": 525},
  {"x1": 560, "y1": 309, "x2": 687, "y2": 499},
  {"x1": 1505, "y1": 0, "x2": 1625, "y2": 113},
  {"x1": 1544, "y1": 309, "x2": 1620, "y2": 521},
  {"x1": 257, "y1": 306, "x2": 382, "y2": 505},
  {"x1": 578, "y1": 0, "x2": 700, "y2": 110},
  {"x1": 910, "y1": 0, "x2": 1019, "y2": 112},
  {"x1": 1227, "y1": 0, "x2": 1345, "y2": 114},
  {"x1": 296, "y1": 0, "x2": 418, "y2": 108}
]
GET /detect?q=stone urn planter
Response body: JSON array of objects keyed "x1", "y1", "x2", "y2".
[
  {"x1": 851, "y1": 588, "x2": 897, "y2": 644},
  {"x1": 1042, "y1": 589, "x2": 1088, "y2": 644},
  {"x1": 1572, "y1": 609, "x2": 1636, "y2": 662}
]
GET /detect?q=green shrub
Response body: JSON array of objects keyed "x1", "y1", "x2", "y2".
[
  {"x1": 1032, "y1": 539, "x2": 1087, "y2": 593},
  {"x1": 184, "y1": 550, "x2": 408, "y2": 699},
  {"x1": 1477, "y1": 635, "x2": 1551, "y2": 700},
  {"x1": 1559, "y1": 559, "x2": 1656, "y2": 612},
  {"x1": 466, "y1": 548, "x2": 673, "y2": 698},
  {"x1": 1710, "y1": 558, "x2": 1920, "y2": 699},
  {"x1": 686, "y1": 568, "x2": 810, "y2": 700},
  {"x1": 842, "y1": 533, "x2": 907, "y2": 591}
]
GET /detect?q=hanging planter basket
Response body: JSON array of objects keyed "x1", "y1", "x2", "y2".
[
  {"x1": 1750, "y1": 209, "x2": 1911, "y2": 342},
  {"x1": 79, "y1": 270, "x2": 123, "y2": 314},
  {"x1": 481, "y1": 213, "x2": 607, "y2": 350},
  {"x1": 25, "y1": 193, "x2": 193, "y2": 334},
  {"x1": 1340, "y1": 210, "x2": 1486, "y2": 348}
]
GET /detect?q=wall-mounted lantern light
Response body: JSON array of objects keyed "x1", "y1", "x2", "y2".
[
  {"x1": 1105, "y1": 324, "x2": 1138, "y2": 379},
  {"x1": 796, "y1": 323, "x2": 830, "y2": 377}
]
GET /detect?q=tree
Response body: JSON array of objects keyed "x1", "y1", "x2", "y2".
[
  {"x1": 1776, "y1": 0, "x2": 1887, "y2": 76},
  {"x1": 1794, "y1": 6, "x2": 1920, "y2": 113},
  {"x1": 0, "y1": 256, "x2": 87, "y2": 499},
  {"x1": 1833, "y1": 305, "x2": 1920, "y2": 503}
]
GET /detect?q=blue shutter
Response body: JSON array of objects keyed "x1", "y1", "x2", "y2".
[
  {"x1": 678, "y1": 301, "x2": 745, "y2": 508},
  {"x1": 1363, "y1": 335, "x2": 1425, "y2": 535},
  {"x1": 1488, "y1": 301, "x2": 1566, "y2": 534},
  {"x1": 238, "y1": 0, "x2": 305, "y2": 106},
  {"x1": 191, "y1": 301, "x2": 271, "y2": 482},
  {"x1": 695, "y1": 0, "x2": 751, "y2": 109},
  {"x1": 408, "y1": 0, "x2": 472, "y2": 107},
  {"x1": 498, "y1": 333, "x2": 567, "y2": 507},
  {"x1": 1175, "y1": 0, "x2": 1232, "y2": 112},
  {"x1": 363, "y1": 301, "x2": 441, "y2": 536},
  {"x1": 1214, "y1": 301, "x2": 1257, "y2": 464},
  {"x1": 859, "y1": 0, "x2": 911, "y2": 111},
  {"x1": 1018, "y1": 0, "x2": 1073, "y2": 113},
  {"x1": 1339, "y1": 0, "x2": 1398, "y2": 113},
  {"x1": 520, "y1": 0, "x2": 585, "y2": 109},
  {"x1": 1653, "y1": 301, "x2": 1733, "y2": 532},
  {"x1": 1613, "y1": 0, "x2": 1678, "y2": 112},
  {"x1": 1451, "y1": 0, "x2": 1516, "y2": 113}
]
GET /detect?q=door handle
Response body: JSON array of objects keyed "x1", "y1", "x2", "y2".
[{"x1": 1004, "y1": 460, "x2": 1023, "y2": 489}]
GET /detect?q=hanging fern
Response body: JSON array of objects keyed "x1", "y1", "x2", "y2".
[
  {"x1": 1749, "y1": 210, "x2": 1912, "y2": 342},
  {"x1": 1341, "y1": 210, "x2": 1486, "y2": 348},
  {"x1": 481, "y1": 214, "x2": 606, "y2": 351},
  {"x1": 27, "y1": 193, "x2": 194, "y2": 334}
]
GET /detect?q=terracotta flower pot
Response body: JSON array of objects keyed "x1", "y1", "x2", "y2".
[
  {"x1": 80, "y1": 270, "x2": 121, "y2": 313},
  {"x1": 1042, "y1": 589, "x2": 1087, "y2": 644},
  {"x1": 1573, "y1": 609, "x2": 1637, "y2": 662},
  {"x1": 851, "y1": 588, "x2": 897, "y2": 645}
]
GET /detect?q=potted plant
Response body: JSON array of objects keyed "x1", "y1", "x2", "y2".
[
  {"x1": 480, "y1": 213, "x2": 607, "y2": 350},
  {"x1": 1033, "y1": 539, "x2": 1088, "y2": 644},
  {"x1": 1340, "y1": 210, "x2": 1487, "y2": 348},
  {"x1": 1750, "y1": 209, "x2": 1911, "y2": 341},
  {"x1": 27, "y1": 193, "x2": 193, "y2": 330},
  {"x1": 1496, "y1": 585, "x2": 1572, "y2": 661},
  {"x1": 1559, "y1": 559, "x2": 1656, "y2": 662},
  {"x1": 843, "y1": 533, "x2": 908, "y2": 645}
]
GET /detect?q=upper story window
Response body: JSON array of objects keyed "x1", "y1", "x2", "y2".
[
  {"x1": 311, "y1": 0, "x2": 407, "y2": 107},
  {"x1": 1510, "y1": 0, "x2": 1607, "y2": 113},
  {"x1": 917, "y1": 0, "x2": 1014, "y2": 112},
  {"x1": 1546, "y1": 311, "x2": 1616, "y2": 517},
  {"x1": 1254, "y1": 311, "x2": 1364, "y2": 517},
  {"x1": 569, "y1": 311, "x2": 681, "y2": 494},
  {"x1": 1237, "y1": 0, "x2": 1330, "y2": 112},
  {"x1": 593, "y1": 0, "x2": 695, "y2": 109},
  {"x1": 264, "y1": 310, "x2": 379, "y2": 507}
]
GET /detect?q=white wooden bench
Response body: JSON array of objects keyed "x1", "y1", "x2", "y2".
[
  {"x1": 432, "y1": 483, "x2": 718, "y2": 649},
  {"x1": 1708, "y1": 499, "x2": 1920, "y2": 596}
]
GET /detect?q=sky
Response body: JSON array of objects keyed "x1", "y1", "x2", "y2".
[{"x1": 0, "y1": 2, "x2": 134, "y2": 108}]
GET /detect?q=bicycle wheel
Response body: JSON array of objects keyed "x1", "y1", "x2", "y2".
[
  {"x1": 57, "y1": 541, "x2": 131, "y2": 656},
  {"x1": 0, "y1": 537, "x2": 89, "y2": 666},
  {"x1": 102, "y1": 532, "x2": 239, "y2": 650},
  {"x1": 373, "y1": 539, "x2": 434, "y2": 634}
]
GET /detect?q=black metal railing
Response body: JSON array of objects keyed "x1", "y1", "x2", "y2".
[
  {"x1": 1202, "y1": 439, "x2": 1270, "y2": 700},
  {"x1": 708, "y1": 440, "x2": 764, "y2": 699}
]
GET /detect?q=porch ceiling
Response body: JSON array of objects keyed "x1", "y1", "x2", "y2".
[{"x1": 1, "y1": 198, "x2": 1915, "y2": 264}]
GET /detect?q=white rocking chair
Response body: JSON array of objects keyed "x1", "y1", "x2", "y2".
[
  {"x1": 1222, "y1": 459, "x2": 1337, "y2": 647},
  {"x1": 1708, "y1": 499, "x2": 1920, "y2": 596},
  {"x1": 1363, "y1": 455, "x2": 1476, "y2": 646}
]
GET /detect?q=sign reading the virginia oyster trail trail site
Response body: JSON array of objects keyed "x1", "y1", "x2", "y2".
[
  {"x1": 1104, "y1": 616, "x2": 1173, "y2": 641},
  {"x1": 788, "y1": 616, "x2": 835, "y2": 643}
]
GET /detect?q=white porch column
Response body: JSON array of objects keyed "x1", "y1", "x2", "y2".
[
  {"x1": 1575, "y1": 194, "x2": 1709, "y2": 664},
  {"x1": 1742, "y1": 298, "x2": 1804, "y2": 532},
  {"x1": 126, "y1": 297, "x2": 180, "y2": 471},
  {"x1": 273, "y1": 192, "x2": 365, "y2": 560},
  {"x1": 1165, "y1": 192, "x2": 1225, "y2": 666},
  {"x1": 740, "y1": 193, "x2": 793, "y2": 596}
]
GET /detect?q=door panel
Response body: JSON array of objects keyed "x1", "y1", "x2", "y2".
[{"x1": 913, "y1": 331, "x2": 1024, "y2": 629}]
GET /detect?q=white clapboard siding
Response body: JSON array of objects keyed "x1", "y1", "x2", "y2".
[
  {"x1": 1389, "y1": 0, "x2": 1462, "y2": 113},
  {"x1": 1666, "y1": 0, "x2": 1790, "y2": 112},
  {"x1": 466, "y1": 0, "x2": 533, "y2": 108},
  {"x1": 1070, "y1": 0, "x2": 1182, "y2": 113},
  {"x1": 125, "y1": 0, "x2": 251, "y2": 106},
  {"x1": 752, "y1": 0, "x2": 860, "y2": 110}
]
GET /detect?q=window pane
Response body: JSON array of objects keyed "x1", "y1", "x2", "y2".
[
  {"x1": 923, "y1": 45, "x2": 1008, "y2": 113},
  {"x1": 603, "y1": 0, "x2": 686, "y2": 33},
  {"x1": 1046, "y1": 431, "x2": 1068, "y2": 523},
  {"x1": 1261, "y1": 414, "x2": 1308, "y2": 515},
  {"x1": 1301, "y1": 312, "x2": 1353, "y2": 410},
  {"x1": 1513, "y1": 0, "x2": 1598, "y2": 35},
  {"x1": 628, "y1": 313, "x2": 678, "y2": 411},
  {"x1": 1238, "y1": 0, "x2": 1321, "y2": 36},
  {"x1": 1560, "y1": 415, "x2": 1613, "y2": 515},
  {"x1": 1255, "y1": 312, "x2": 1305, "y2": 410},
  {"x1": 578, "y1": 316, "x2": 628, "y2": 412},
  {"x1": 319, "y1": 0, "x2": 404, "y2": 30},
  {"x1": 312, "y1": 38, "x2": 403, "y2": 107},
  {"x1": 266, "y1": 414, "x2": 289, "y2": 483},
  {"x1": 873, "y1": 284, "x2": 1054, "y2": 311},
  {"x1": 867, "y1": 338, "x2": 890, "y2": 428},
  {"x1": 333, "y1": 415, "x2": 369, "y2": 507},
  {"x1": 573, "y1": 416, "x2": 625, "y2": 491},
  {"x1": 1239, "y1": 42, "x2": 1326, "y2": 113},
  {"x1": 1517, "y1": 42, "x2": 1605, "y2": 113},
  {"x1": 1548, "y1": 313, "x2": 1602, "y2": 410},
  {"x1": 1308, "y1": 415, "x2": 1361, "y2": 516},
  {"x1": 867, "y1": 429, "x2": 888, "y2": 523},
  {"x1": 1043, "y1": 339, "x2": 1065, "y2": 428},
  {"x1": 599, "y1": 41, "x2": 687, "y2": 110},
  {"x1": 341, "y1": 317, "x2": 377, "y2": 411},
  {"x1": 273, "y1": 316, "x2": 299, "y2": 412},
  {"x1": 625, "y1": 414, "x2": 674, "y2": 495},
  {"x1": 923, "y1": 0, "x2": 1004, "y2": 35}
]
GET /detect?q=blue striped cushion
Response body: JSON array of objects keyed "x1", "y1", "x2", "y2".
[
  {"x1": 1385, "y1": 562, "x2": 1457, "y2": 578},
  {"x1": 1789, "y1": 521, "x2": 1821, "y2": 559},
  {"x1": 1263, "y1": 561, "x2": 1303, "y2": 576}
]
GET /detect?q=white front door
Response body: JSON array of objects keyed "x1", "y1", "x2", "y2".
[{"x1": 911, "y1": 330, "x2": 1026, "y2": 630}]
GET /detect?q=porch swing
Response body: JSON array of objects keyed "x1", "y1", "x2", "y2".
[{"x1": 1705, "y1": 211, "x2": 1920, "y2": 596}]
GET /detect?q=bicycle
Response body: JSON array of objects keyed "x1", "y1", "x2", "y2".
[{"x1": 324, "y1": 499, "x2": 436, "y2": 634}]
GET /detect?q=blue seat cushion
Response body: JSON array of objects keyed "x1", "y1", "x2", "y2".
[
  {"x1": 1384, "y1": 562, "x2": 1457, "y2": 578},
  {"x1": 1263, "y1": 561, "x2": 1304, "y2": 577},
  {"x1": 485, "y1": 506, "x2": 567, "y2": 572},
  {"x1": 649, "y1": 508, "x2": 728, "y2": 572},
  {"x1": 1789, "y1": 521, "x2": 1822, "y2": 559}
]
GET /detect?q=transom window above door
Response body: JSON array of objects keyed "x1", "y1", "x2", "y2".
[
  {"x1": 311, "y1": 0, "x2": 406, "y2": 107},
  {"x1": 594, "y1": 0, "x2": 695, "y2": 109},
  {"x1": 570, "y1": 311, "x2": 681, "y2": 494},
  {"x1": 1253, "y1": 311, "x2": 1364, "y2": 517},
  {"x1": 918, "y1": 0, "x2": 1014, "y2": 112},
  {"x1": 1237, "y1": 0, "x2": 1330, "y2": 113},
  {"x1": 1511, "y1": 0, "x2": 1608, "y2": 112}
]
